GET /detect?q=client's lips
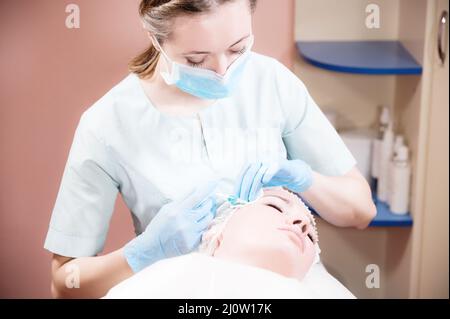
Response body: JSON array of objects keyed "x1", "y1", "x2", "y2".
[{"x1": 277, "y1": 225, "x2": 305, "y2": 253}]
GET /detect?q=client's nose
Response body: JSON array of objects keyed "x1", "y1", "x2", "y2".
[{"x1": 292, "y1": 218, "x2": 309, "y2": 235}]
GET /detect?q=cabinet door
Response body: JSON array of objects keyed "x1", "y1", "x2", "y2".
[{"x1": 419, "y1": 0, "x2": 449, "y2": 299}]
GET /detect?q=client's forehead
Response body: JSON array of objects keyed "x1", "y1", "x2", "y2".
[{"x1": 261, "y1": 187, "x2": 302, "y2": 204}]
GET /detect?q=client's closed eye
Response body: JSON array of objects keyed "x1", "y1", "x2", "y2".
[{"x1": 266, "y1": 203, "x2": 283, "y2": 213}]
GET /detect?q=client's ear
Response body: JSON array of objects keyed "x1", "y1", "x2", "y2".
[{"x1": 212, "y1": 233, "x2": 224, "y2": 257}]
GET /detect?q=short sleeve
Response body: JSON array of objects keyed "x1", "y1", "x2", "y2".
[
  {"x1": 274, "y1": 61, "x2": 356, "y2": 176},
  {"x1": 44, "y1": 111, "x2": 120, "y2": 257}
]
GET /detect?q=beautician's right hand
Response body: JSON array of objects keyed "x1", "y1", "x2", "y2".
[{"x1": 123, "y1": 181, "x2": 219, "y2": 273}]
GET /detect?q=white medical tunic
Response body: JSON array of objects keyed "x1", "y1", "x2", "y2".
[{"x1": 44, "y1": 52, "x2": 356, "y2": 257}]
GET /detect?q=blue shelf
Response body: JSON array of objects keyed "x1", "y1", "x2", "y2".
[
  {"x1": 296, "y1": 40, "x2": 422, "y2": 75},
  {"x1": 370, "y1": 197, "x2": 413, "y2": 227},
  {"x1": 308, "y1": 194, "x2": 413, "y2": 227}
]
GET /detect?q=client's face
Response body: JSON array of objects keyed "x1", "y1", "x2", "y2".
[{"x1": 213, "y1": 187, "x2": 317, "y2": 280}]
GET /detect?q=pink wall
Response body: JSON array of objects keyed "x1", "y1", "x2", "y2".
[{"x1": 0, "y1": 0, "x2": 294, "y2": 298}]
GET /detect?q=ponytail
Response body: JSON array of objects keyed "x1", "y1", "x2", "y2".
[{"x1": 128, "y1": 44, "x2": 160, "y2": 79}]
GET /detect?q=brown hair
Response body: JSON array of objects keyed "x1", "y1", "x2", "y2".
[{"x1": 128, "y1": 0, "x2": 258, "y2": 79}]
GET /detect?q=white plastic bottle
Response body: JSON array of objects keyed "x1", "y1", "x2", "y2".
[
  {"x1": 388, "y1": 135, "x2": 405, "y2": 206},
  {"x1": 393, "y1": 135, "x2": 404, "y2": 152},
  {"x1": 390, "y1": 145, "x2": 411, "y2": 215},
  {"x1": 371, "y1": 106, "x2": 390, "y2": 181},
  {"x1": 377, "y1": 123, "x2": 394, "y2": 202}
]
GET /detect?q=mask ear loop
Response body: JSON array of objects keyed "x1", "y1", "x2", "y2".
[
  {"x1": 150, "y1": 36, "x2": 165, "y2": 58},
  {"x1": 149, "y1": 35, "x2": 178, "y2": 84}
]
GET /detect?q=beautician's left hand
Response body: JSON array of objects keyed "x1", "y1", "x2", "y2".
[{"x1": 234, "y1": 159, "x2": 313, "y2": 201}]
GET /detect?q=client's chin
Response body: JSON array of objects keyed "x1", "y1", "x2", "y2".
[{"x1": 213, "y1": 240, "x2": 313, "y2": 281}]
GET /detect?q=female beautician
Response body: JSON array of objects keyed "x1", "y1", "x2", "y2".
[{"x1": 45, "y1": 0, "x2": 376, "y2": 298}]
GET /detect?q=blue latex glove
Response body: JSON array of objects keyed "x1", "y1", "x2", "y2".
[
  {"x1": 234, "y1": 159, "x2": 313, "y2": 202},
  {"x1": 124, "y1": 180, "x2": 219, "y2": 273}
]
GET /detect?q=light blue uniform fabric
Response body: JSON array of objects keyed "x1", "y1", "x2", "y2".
[{"x1": 44, "y1": 52, "x2": 356, "y2": 258}]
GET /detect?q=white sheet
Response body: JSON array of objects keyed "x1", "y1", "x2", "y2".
[{"x1": 104, "y1": 253, "x2": 355, "y2": 299}]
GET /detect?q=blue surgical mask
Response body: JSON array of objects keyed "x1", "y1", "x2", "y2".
[{"x1": 154, "y1": 35, "x2": 254, "y2": 100}]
